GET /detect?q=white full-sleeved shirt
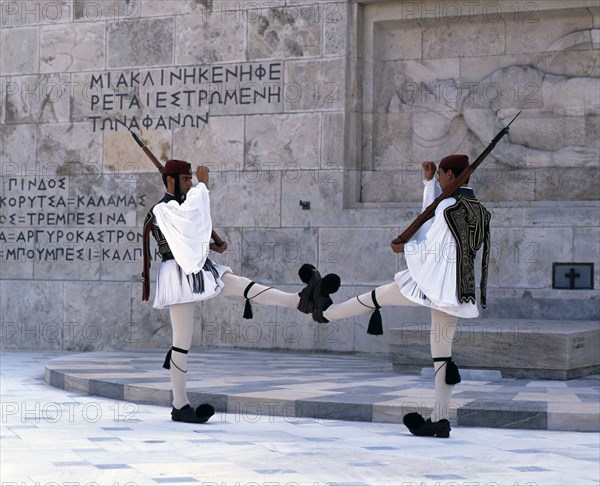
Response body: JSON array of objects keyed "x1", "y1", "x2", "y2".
[
  {"x1": 151, "y1": 183, "x2": 213, "y2": 275},
  {"x1": 399, "y1": 179, "x2": 479, "y2": 318}
]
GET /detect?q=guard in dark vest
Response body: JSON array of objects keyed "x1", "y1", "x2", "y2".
[
  {"x1": 302, "y1": 154, "x2": 491, "y2": 438},
  {"x1": 142, "y1": 160, "x2": 324, "y2": 423}
]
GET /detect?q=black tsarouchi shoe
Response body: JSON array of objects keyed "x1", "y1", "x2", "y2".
[
  {"x1": 171, "y1": 403, "x2": 215, "y2": 424},
  {"x1": 403, "y1": 412, "x2": 451, "y2": 438}
]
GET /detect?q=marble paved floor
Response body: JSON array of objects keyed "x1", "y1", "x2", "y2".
[
  {"x1": 1, "y1": 351, "x2": 599, "y2": 486},
  {"x1": 44, "y1": 348, "x2": 600, "y2": 431}
]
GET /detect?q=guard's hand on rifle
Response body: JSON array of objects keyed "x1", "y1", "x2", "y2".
[
  {"x1": 210, "y1": 240, "x2": 228, "y2": 253},
  {"x1": 390, "y1": 235, "x2": 403, "y2": 245},
  {"x1": 390, "y1": 242, "x2": 405, "y2": 253},
  {"x1": 422, "y1": 161, "x2": 436, "y2": 181},
  {"x1": 196, "y1": 165, "x2": 209, "y2": 185}
]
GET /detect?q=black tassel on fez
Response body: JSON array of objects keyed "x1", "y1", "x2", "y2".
[{"x1": 367, "y1": 289, "x2": 383, "y2": 336}]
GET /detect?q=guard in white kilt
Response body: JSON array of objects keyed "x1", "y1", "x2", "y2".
[
  {"x1": 301, "y1": 154, "x2": 491, "y2": 438},
  {"x1": 141, "y1": 160, "x2": 331, "y2": 423}
]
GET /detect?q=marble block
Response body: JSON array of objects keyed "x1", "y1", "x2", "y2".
[
  {"x1": 248, "y1": 5, "x2": 322, "y2": 59},
  {"x1": 175, "y1": 12, "x2": 246, "y2": 65},
  {"x1": 0, "y1": 26, "x2": 39, "y2": 75},
  {"x1": 107, "y1": 17, "x2": 174, "y2": 68},
  {"x1": 40, "y1": 23, "x2": 105, "y2": 73},
  {"x1": 390, "y1": 319, "x2": 600, "y2": 379},
  {"x1": 4, "y1": 74, "x2": 71, "y2": 124}
]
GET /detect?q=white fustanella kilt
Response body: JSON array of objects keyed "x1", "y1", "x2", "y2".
[
  {"x1": 394, "y1": 269, "x2": 479, "y2": 319},
  {"x1": 153, "y1": 259, "x2": 232, "y2": 309}
]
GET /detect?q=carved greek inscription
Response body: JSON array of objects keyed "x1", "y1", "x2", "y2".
[
  {"x1": 88, "y1": 63, "x2": 283, "y2": 132},
  {"x1": 0, "y1": 177, "x2": 151, "y2": 263}
]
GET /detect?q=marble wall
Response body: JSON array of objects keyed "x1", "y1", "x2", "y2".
[{"x1": 1, "y1": 0, "x2": 598, "y2": 352}]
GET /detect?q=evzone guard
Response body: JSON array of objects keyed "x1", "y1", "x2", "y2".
[
  {"x1": 300, "y1": 155, "x2": 491, "y2": 438},
  {"x1": 141, "y1": 160, "x2": 340, "y2": 424},
  {"x1": 297, "y1": 115, "x2": 518, "y2": 437}
]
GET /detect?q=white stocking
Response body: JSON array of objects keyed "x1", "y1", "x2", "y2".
[
  {"x1": 169, "y1": 303, "x2": 195, "y2": 409},
  {"x1": 323, "y1": 282, "x2": 419, "y2": 321},
  {"x1": 430, "y1": 309, "x2": 458, "y2": 422},
  {"x1": 220, "y1": 272, "x2": 299, "y2": 308},
  {"x1": 320, "y1": 282, "x2": 459, "y2": 422}
]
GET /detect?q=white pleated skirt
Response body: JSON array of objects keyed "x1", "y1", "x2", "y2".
[
  {"x1": 394, "y1": 269, "x2": 479, "y2": 318},
  {"x1": 153, "y1": 259, "x2": 232, "y2": 309}
]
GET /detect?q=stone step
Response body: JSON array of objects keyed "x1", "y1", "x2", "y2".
[
  {"x1": 43, "y1": 349, "x2": 600, "y2": 432},
  {"x1": 390, "y1": 319, "x2": 600, "y2": 379}
]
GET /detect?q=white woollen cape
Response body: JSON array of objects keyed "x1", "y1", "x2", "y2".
[
  {"x1": 395, "y1": 179, "x2": 479, "y2": 318},
  {"x1": 152, "y1": 183, "x2": 230, "y2": 308},
  {"x1": 153, "y1": 183, "x2": 212, "y2": 274}
]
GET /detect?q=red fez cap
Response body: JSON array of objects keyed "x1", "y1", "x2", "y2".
[
  {"x1": 439, "y1": 154, "x2": 469, "y2": 171},
  {"x1": 164, "y1": 159, "x2": 192, "y2": 175}
]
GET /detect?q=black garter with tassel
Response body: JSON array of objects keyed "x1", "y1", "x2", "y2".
[
  {"x1": 242, "y1": 282, "x2": 273, "y2": 319},
  {"x1": 367, "y1": 289, "x2": 383, "y2": 336},
  {"x1": 433, "y1": 357, "x2": 461, "y2": 385},
  {"x1": 243, "y1": 282, "x2": 256, "y2": 319},
  {"x1": 163, "y1": 346, "x2": 189, "y2": 370}
]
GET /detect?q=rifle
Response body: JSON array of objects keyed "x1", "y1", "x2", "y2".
[
  {"x1": 124, "y1": 123, "x2": 164, "y2": 174},
  {"x1": 392, "y1": 110, "x2": 521, "y2": 245},
  {"x1": 119, "y1": 120, "x2": 225, "y2": 248}
]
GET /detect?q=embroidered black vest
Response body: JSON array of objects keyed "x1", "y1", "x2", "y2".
[
  {"x1": 443, "y1": 189, "x2": 491, "y2": 308},
  {"x1": 149, "y1": 221, "x2": 175, "y2": 261},
  {"x1": 141, "y1": 193, "x2": 180, "y2": 300}
]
